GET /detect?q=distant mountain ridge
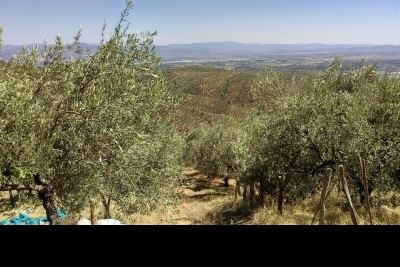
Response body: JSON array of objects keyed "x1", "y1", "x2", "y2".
[
  {"x1": 0, "y1": 43, "x2": 99, "y2": 61},
  {"x1": 1, "y1": 41, "x2": 400, "y2": 61},
  {"x1": 156, "y1": 41, "x2": 400, "y2": 59}
]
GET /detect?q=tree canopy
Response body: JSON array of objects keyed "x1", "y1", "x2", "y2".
[
  {"x1": 187, "y1": 57, "x2": 400, "y2": 207},
  {"x1": 0, "y1": 1, "x2": 185, "y2": 224}
]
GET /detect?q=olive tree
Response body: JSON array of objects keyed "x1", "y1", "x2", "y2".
[
  {"x1": 185, "y1": 119, "x2": 249, "y2": 187},
  {"x1": 246, "y1": 57, "x2": 400, "y2": 206},
  {"x1": 238, "y1": 68, "x2": 301, "y2": 205},
  {"x1": 0, "y1": 1, "x2": 184, "y2": 224},
  {"x1": 282, "y1": 58, "x2": 400, "y2": 204}
]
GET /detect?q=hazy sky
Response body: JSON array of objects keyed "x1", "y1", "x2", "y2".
[{"x1": 0, "y1": 0, "x2": 399, "y2": 46}]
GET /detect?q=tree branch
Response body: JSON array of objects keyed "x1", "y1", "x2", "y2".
[
  {"x1": 49, "y1": 111, "x2": 85, "y2": 135},
  {"x1": 33, "y1": 173, "x2": 51, "y2": 186},
  {"x1": 0, "y1": 183, "x2": 43, "y2": 192}
]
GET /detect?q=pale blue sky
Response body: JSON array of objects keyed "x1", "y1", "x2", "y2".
[{"x1": 0, "y1": 0, "x2": 399, "y2": 46}]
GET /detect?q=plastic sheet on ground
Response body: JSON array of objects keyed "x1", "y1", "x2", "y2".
[{"x1": 0, "y1": 209, "x2": 67, "y2": 225}]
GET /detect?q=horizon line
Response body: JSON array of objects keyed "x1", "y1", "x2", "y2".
[{"x1": 2, "y1": 41, "x2": 400, "y2": 47}]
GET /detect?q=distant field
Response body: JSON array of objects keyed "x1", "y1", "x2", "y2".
[{"x1": 162, "y1": 52, "x2": 400, "y2": 74}]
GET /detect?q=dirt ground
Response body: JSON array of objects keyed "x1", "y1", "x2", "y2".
[
  {"x1": 118, "y1": 168, "x2": 251, "y2": 225},
  {"x1": 0, "y1": 168, "x2": 251, "y2": 225}
]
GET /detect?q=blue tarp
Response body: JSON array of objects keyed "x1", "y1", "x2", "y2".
[
  {"x1": 0, "y1": 209, "x2": 67, "y2": 225},
  {"x1": 57, "y1": 209, "x2": 67, "y2": 219}
]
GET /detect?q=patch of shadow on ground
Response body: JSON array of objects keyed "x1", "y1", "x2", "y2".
[{"x1": 200, "y1": 201, "x2": 253, "y2": 225}]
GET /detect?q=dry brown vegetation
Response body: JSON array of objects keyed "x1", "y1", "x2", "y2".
[
  {"x1": 164, "y1": 66, "x2": 258, "y2": 133},
  {"x1": 3, "y1": 167, "x2": 400, "y2": 225},
  {"x1": 164, "y1": 66, "x2": 305, "y2": 134}
]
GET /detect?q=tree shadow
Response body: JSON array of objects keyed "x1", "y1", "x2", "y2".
[{"x1": 203, "y1": 201, "x2": 253, "y2": 225}]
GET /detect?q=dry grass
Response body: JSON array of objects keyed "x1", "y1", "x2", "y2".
[
  {"x1": 0, "y1": 191, "x2": 45, "y2": 220},
  {"x1": 3, "y1": 168, "x2": 400, "y2": 225},
  {"x1": 249, "y1": 189, "x2": 400, "y2": 225}
]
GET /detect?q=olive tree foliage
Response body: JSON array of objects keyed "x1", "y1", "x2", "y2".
[
  {"x1": 0, "y1": 1, "x2": 185, "y2": 224},
  {"x1": 351, "y1": 64, "x2": 400, "y2": 201},
  {"x1": 184, "y1": 119, "x2": 249, "y2": 187},
  {"x1": 239, "y1": 69, "x2": 305, "y2": 203},
  {"x1": 244, "y1": 57, "x2": 400, "y2": 205},
  {"x1": 280, "y1": 58, "x2": 400, "y2": 204}
]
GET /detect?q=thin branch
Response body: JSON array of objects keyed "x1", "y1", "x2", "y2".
[{"x1": 49, "y1": 111, "x2": 85, "y2": 134}]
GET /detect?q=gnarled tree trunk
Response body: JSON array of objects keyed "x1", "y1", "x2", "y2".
[
  {"x1": 35, "y1": 174, "x2": 59, "y2": 225},
  {"x1": 1, "y1": 173, "x2": 59, "y2": 225}
]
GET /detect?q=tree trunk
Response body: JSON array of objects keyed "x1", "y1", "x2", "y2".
[
  {"x1": 90, "y1": 200, "x2": 98, "y2": 225},
  {"x1": 242, "y1": 184, "x2": 248, "y2": 201},
  {"x1": 37, "y1": 188, "x2": 58, "y2": 225},
  {"x1": 9, "y1": 189, "x2": 14, "y2": 204},
  {"x1": 101, "y1": 194, "x2": 112, "y2": 219},
  {"x1": 224, "y1": 178, "x2": 229, "y2": 187},
  {"x1": 359, "y1": 156, "x2": 373, "y2": 225},
  {"x1": 1, "y1": 176, "x2": 58, "y2": 224},
  {"x1": 278, "y1": 175, "x2": 284, "y2": 216},
  {"x1": 34, "y1": 174, "x2": 59, "y2": 225},
  {"x1": 318, "y1": 168, "x2": 332, "y2": 225},
  {"x1": 234, "y1": 180, "x2": 240, "y2": 202},
  {"x1": 259, "y1": 177, "x2": 264, "y2": 208},
  {"x1": 338, "y1": 165, "x2": 358, "y2": 225},
  {"x1": 249, "y1": 180, "x2": 255, "y2": 206}
]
